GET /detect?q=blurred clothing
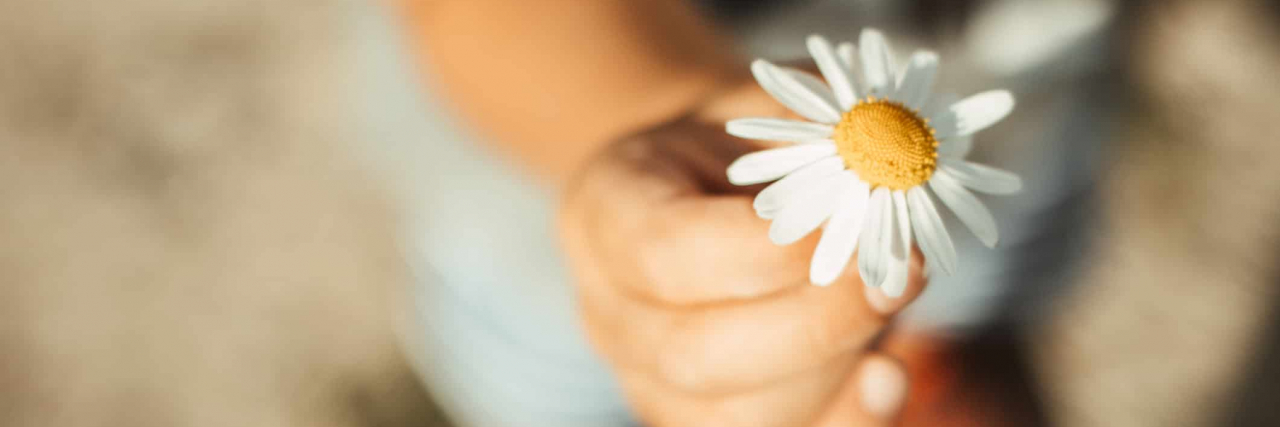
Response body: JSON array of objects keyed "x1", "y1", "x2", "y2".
[{"x1": 355, "y1": 5, "x2": 634, "y2": 426}]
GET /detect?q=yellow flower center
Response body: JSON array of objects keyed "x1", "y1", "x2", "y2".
[{"x1": 833, "y1": 98, "x2": 938, "y2": 190}]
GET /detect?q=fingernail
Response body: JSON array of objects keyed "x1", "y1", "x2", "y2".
[{"x1": 859, "y1": 357, "x2": 907, "y2": 420}]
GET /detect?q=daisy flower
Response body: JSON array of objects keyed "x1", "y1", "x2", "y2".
[{"x1": 725, "y1": 29, "x2": 1021, "y2": 296}]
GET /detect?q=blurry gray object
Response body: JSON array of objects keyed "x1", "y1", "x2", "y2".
[{"x1": 966, "y1": 0, "x2": 1115, "y2": 77}]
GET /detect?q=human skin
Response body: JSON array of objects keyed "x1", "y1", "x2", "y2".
[
  {"x1": 399, "y1": 0, "x2": 739, "y2": 186},
  {"x1": 399, "y1": 1, "x2": 929, "y2": 425},
  {"x1": 559, "y1": 76, "x2": 928, "y2": 427}
]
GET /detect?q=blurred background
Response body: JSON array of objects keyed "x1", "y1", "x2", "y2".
[{"x1": 2, "y1": 0, "x2": 1279, "y2": 426}]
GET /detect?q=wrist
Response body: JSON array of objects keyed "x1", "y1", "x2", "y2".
[{"x1": 401, "y1": 0, "x2": 745, "y2": 186}]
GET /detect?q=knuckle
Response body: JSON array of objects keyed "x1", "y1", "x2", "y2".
[
  {"x1": 634, "y1": 219, "x2": 698, "y2": 303},
  {"x1": 655, "y1": 351, "x2": 706, "y2": 393},
  {"x1": 653, "y1": 315, "x2": 761, "y2": 395},
  {"x1": 653, "y1": 320, "x2": 720, "y2": 393},
  {"x1": 803, "y1": 321, "x2": 853, "y2": 362},
  {"x1": 808, "y1": 288, "x2": 883, "y2": 354}
]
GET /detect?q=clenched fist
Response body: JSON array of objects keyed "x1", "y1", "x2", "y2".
[{"x1": 560, "y1": 79, "x2": 928, "y2": 427}]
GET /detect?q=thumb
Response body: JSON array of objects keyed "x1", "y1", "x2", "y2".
[{"x1": 813, "y1": 354, "x2": 908, "y2": 427}]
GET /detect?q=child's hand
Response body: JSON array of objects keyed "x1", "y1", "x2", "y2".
[{"x1": 560, "y1": 80, "x2": 928, "y2": 427}]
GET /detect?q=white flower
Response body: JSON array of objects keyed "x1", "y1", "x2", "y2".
[{"x1": 725, "y1": 29, "x2": 1021, "y2": 296}]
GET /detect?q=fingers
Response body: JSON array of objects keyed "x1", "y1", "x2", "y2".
[
  {"x1": 578, "y1": 260, "x2": 884, "y2": 393},
  {"x1": 562, "y1": 122, "x2": 930, "y2": 427},
  {"x1": 565, "y1": 134, "x2": 823, "y2": 305},
  {"x1": 564, "y1": 135, "x2": 930, "y2": 393},
  {"x1": 634, "y1": 196, "x2": 821, "y2": 303},
  {"x1": 618, "y1": 353, "x2": 860, "y2": 427},
  {"x1": 573, "y1": 237, "x2": 926, "y2": 395},
  {"x1": 567, "y1": 129, "x2": 927, "y2": 307},
  {"x1": 813, "y1": 354, "x2": 909, "y2": 427},
  {"x1": 576, "y1": 245, "x2": 928, "y2": 393}
]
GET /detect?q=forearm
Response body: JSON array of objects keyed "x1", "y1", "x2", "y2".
[{"x1": 400, "y1": 0, "x2": 741, "y2": 186}]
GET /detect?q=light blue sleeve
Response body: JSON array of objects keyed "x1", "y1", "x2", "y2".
[{"x1": 353, "y1": 4, "x2": 636, "y2": 426}]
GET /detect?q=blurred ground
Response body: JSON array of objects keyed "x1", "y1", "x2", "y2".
[
  {"x1": 0, "y1": 1, "x2": 446, "y2": 426},
  {"x1": 1035, "y1": 1, "x2": 1280, "y2": 425}
]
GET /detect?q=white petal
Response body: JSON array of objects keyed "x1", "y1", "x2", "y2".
[
  {"x1": 769, "y1": 173, "x2": 849, "y2": 245},
  {"x1": 907, "y1": 187, "x2": 957, "y2": 276},
  {"x1": 784, "y1": 69, "x2": 841, "y2": 112},
  {"x1": 726, "y1": 118, "x2": 834, "y2": 143},
  {"x1": 857, "y1": 188, "x2": 893, "y2": 288},
  {"x1": 836, "y1": 42, "x2": 858, "y2": 77},
  {"x1": 809, "y1": 174, "x2": 870, "y2": 286},
  {"x1": 880, "y1": 191, "x2": 913, "y2": 296},
  {"x1": 929, "y1": 172, "x2": 999, "y2": 248},
  {"x1": 768, "y1": 65, "x2": 843, "y2": 123},
  {"x1": 754, "y1": 156, "x2": 844, "y2": 219},
  {"x1": 895, "y1": 51, "x2": 938, "y2": 110},
  {"x1": 937, "y1": 134, "x2": 973, "y2": 159},
  {"x1": 881, "y1": 243, "x2": 911, "y2": 297},
  {"x1": 807, "y1": 35, "x2": 859, "y2": 110},
  {"x1": 727, "y1": 144, "x2": 837, "y2": 186},
  {"x1": 859, "y1": 28, "x2": 897, "y2": 98},
  {"x1": 751, "y1": 60, "x2": 843, "y2": 124},
  {"x1": 892, "y1": 190, "x2": 913, "y2": 260},
  {"x1": 944, "y1": 90, "x2": 1015, "y2": 138},
  {"x1": 938, "y1": 160, "x2": 1022, "y2": 194},
  {"x1": 924, "y1": 93, "x2": 959, "y2": 137}
]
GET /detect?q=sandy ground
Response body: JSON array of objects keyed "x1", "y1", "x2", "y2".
[
  {"x1": 1035, "y1": 1, "x2": 1280, "y2": 425},
  {"x1": 0, "y1": 1, "x2": 446, "y2": 426}
]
